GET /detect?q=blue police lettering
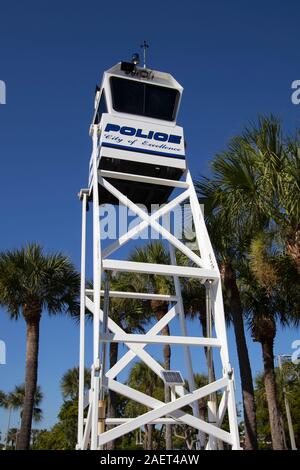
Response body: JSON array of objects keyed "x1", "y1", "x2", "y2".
[
  {"x1": 104, "y1": 124, "x2": 181, "y2": 144},
  {"x1": 154, "y1": 132, "x2": 168, "y2": 142},
  {"x1": 136, "y1": 129, "x2": 148, "y2": 139},
  {"x1": 105, "y1": 124, "x2": 120, "y2": 133},
  {"x1": 120, "y1": 127, "x2": 136, "y2": 136},
  {"x1": 168, "y1": 134, "x2": 181, "y2": 144}
]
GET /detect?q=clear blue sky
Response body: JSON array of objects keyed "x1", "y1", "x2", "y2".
[{"x1": 0, "y1": 0, "x2": 300, "y2": 437}]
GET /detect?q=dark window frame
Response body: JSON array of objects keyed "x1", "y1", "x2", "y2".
[{"x1": 110, "y1": 77, "x2": 179, "y2": 122}]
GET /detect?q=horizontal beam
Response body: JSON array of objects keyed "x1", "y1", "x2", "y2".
[
  {"x1": 105, "y1": 418, "x2": 180, "y2": 424},
  {"x1": 102, "y1": 259, "x2": 219, "y2": 280},
  {"x1": 102, "y1": 333, "x2": 221, "y2": 348},
  {"x1": 86, "y1": 289, "x2": 178, "y2": 302},
  {"x1": 99, "y1": 170, "x2": 189, "y2": 188}
]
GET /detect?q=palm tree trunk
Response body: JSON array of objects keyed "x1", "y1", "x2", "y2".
[
  {"x1": 222, "y1": 262, "x2": 258, "y2": 450},
  {"x1": 260, "y1": 336, "x2": 286, "y2": 449},
  {"x1": 154, "y1": 302, "x2": 172, "y2": 450},
  {"x1": 286, "y1": 226, "x2": 300, "y2": 274},
  {"x1": 106, "y1": 342, "x2": 119, "y2": 450},
  {"x1": 162, "y1": 323, "x2": 172, "y2": 450},
  {"x1": 164, "y1": 368, "x2": 172, "y2": 446},
  {"x1": 145, "y1": 423, "x2": 153, "y2": 450},
  {"x1": 4, "y1": 407, "x2": 12, "y2": 450},
  {"x1": 17, "y1": 311, "x2": 40, "y2": 450},
  {"x1": 199, "y1": 310, "x2": 217, "y2": 383}
]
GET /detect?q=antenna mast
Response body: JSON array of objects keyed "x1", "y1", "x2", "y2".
[{"x1": 140, "y1": 40, "x2": 149, "y2": 69}]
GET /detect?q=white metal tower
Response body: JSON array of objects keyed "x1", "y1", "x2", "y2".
[{"x1": 77, "y1": 57, "x2": 241, "y2": 450}]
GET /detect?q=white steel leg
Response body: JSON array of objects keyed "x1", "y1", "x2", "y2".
[
  {"x1": 91, "y1": 125, "x2": 102, "y2": 449},
  {"x1": 77, "y1": 190, "x2": 88, "y2": 449}
]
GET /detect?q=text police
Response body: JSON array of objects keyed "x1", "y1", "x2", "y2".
[{"x1": 104, "y1": 123, "x2": 182, "y2": 144}]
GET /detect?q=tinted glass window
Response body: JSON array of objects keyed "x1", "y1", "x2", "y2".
[
  {"x1": 110, "y1": 77, "x2": 179, "y2": 121},
  {"x1": 94, "y1": 91, "x2": 107, "y2": 124}
]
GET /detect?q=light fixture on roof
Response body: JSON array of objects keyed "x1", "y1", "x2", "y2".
[
  {"x1": 120, "y1": 61, "x2": 135, "y2": 74},
  {"x1": 120, "y1": 52, "x2": 140, "y2": 75},
  {"x1": 131, "y1": 53, "x2": 140, "y2": 65}
]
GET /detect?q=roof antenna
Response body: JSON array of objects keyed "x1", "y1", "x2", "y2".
[{"x1": 140, "y1": 40, "x2": 149, "y2": 69}]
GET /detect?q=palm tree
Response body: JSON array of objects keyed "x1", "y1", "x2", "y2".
[
  {"x1": 196, "y1": 115, "x2": 300, "y2": 449},
  {"x1": 282, "y1": 140, "x2": 300, "y2": 273},
  {"x1": 207, "y1": 116, "x2": 299, "y2": 272},
  {"x1": 0, "y1": 391, "x2": 15, "y2": 449},
  {"x1": 126, "y1": 361, "x2": 164, "y2": 450},
  {"x1": 127, "y1": 242, "x2": 174, "y2": 449},
  {"x1": 0, "y1": 385, "x2": 43, "y2": 449},
  {"x1": 10, "y1": 384, "x2": 43, "y2": 423},
  {"x1": 31, "y1": 429, "x2": 44, "y2": 448},
  {"x1": 239, "y1": 118, "x2": 300, "y2": 274},
  {"x1": 196, "y1": 182, "x2": 258, "y2": 450},
  {"x1": 0, "y1": 243, "x2": 80, "y2": 449},
  {"x1": 241, "y1": 237, "x2": 299, "y2": 450},
  {"x1": 60, "y1": 367, "x2": 90, "y2": 401},
  {"x1": 0, "y1": 389, "x2": 23, "y2": 449},
  {"x1": 6, "y1": 428, "x2": 18, "y2": 449},
  {"x1": 0, "y1": 390, "x2": 6, "y2": 406}
]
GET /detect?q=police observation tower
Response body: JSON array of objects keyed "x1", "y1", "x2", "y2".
[{"x1": 77, "y1": 47, "x2": 240, "y2": 450}]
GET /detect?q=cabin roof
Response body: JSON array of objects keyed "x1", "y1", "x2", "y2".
[{"x1": 103, "y1": 62, "x2": 183, "y2": 92}]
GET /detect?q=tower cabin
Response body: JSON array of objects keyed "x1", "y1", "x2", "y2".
[{"x1": 89, "y1": 60, "x2": 186, "y2": 208}]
